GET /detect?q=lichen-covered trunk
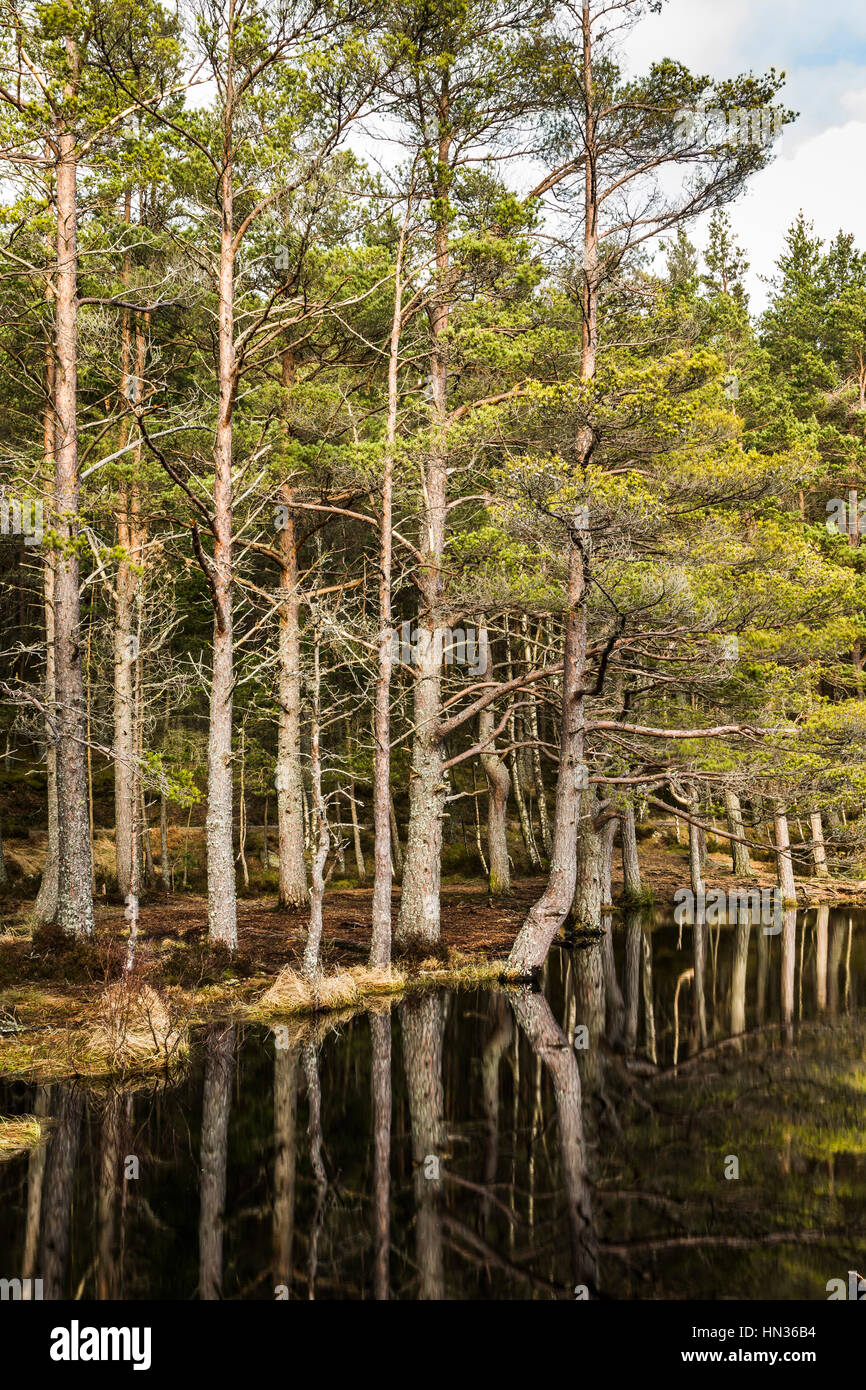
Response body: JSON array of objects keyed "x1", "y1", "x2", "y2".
[
  {"x1": 348, "y1": 775, "x2": 366, "y2": 883},
  {"x1": 773, "y1": 802, "x2": 796, "y2": 902},
  {"x1": 114, "y1": 227, "x2": 145, "y2": 903},
  {"x1": 395, "y1": 156, "x2": 449, "y2": 952},
  {"x1": 571, "y1": 791, "x2": 604, "y2": 930},
  {"x1": 809, "y1": 810, "x2": 829, "y2": 878},
  {"x1": 620, "y1": 802, "x2": 642, "y2": 899},
  {"x1": 34, "y1": 357, "x2": 59, "y2": 923},
  {"x1": 53, "y1": 100, "x2": 93, "y2": 936},
  {"x1": 506, "y1": 26, "x2": 598, "y2": 972},
  {"x1": 302, "y1": 640, "x2": 329, "y2": 981},
  {"x1": 478, "y1": 635, "x2": 511, "y2": 897},
  {"x1": 724, "y1": 789, "x2": 752, "y2": 876},
  {"x1": 507, "y1": 530, "x2": 588, "y2": 976},
  {"x1": 395, "y1": 623, "x2": 446, "y2": 950},
  {"x1": 522, "y1": 615, "x2": 552, "y2": 856},
  {"x1": 276, "y1": 490, "x2": 307, "y2": 910},
  {"x1": 206, "y1": 160, "x2": 237, "y2": 949},
  {"x1": 506, "y1": 621, "x2": 541, "y2": 868},
  {"x1": 688, "y1": 791, "x2": 705, "y2": 897},
  {"x1": 113, "y1": 484, "x2": 140, "y2": 901},
  {"x1": 369, "y1": 241, "x2": 402, "y2": 966}
]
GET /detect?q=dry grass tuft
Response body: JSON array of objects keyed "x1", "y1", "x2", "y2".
[
  {"x1": 86, "y1": 980, "x2": 187, "y2": 1070},
  {"x1": 259, "y1": 962, "x2": 407, "y2": 1017},
  {"x1": 0, "y1": 1114, "x2": 51, "y2": 1159},
  {"x1": 314, "y1": 971, "x2": 360, "y2": 1010},
  {"x1": 258, "y1": 966, "x2": 313, "y2": 1013}
]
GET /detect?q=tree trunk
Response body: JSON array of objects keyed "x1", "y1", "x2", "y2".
[
  {"x1": 261, "y1": 794, "x2": 270, "y2": 868},
  {"x1": 522, "y1": 615, "x2": 552, "y2": 857},
  {"x1": 302, "y1": 637, "x2": 329, "y2": 981},
  {"x1": 53, "y1": 67, "x2": 94, "y2": 936},
  {"x1": 620, "y1": 802, "x2": 642, "y2": 900},
  {"x1": 347, "y1": 762, "x2": 366, "y2": 884},
  {"x1": 600, "y1": 815, "x2": 615, "y2": 904},
  {"x1": 478, "y1": 626, "x2": 511, "y2": 897},
  {"x1": 113, "y1": 480, "x2": 140, "y2": 901},
  {"x1": 506, "y1": 9, "x2": 598, "y2": 974},
  {"x1": 506, "y1": 619, "x2": 541, "y2": 868},
  {"x1": 389, "y1": 792, "x2": 403, "y2": 876},
  {"x1": 810, "y1": 810, "x2": 829, "y2": 878},
  {"x1": 276, "y1": 485, "x2": 307, "y2": 909},
  {"x1": 205, "y1": 139, "x2": 238, "y2": 949},
  {"x1": 394, "y1": 617, "x2": 447, "y2": 950},
  {"x1": 34, "y1": 347, "x2": 59, "y2": 923},
  {"x1": 570, "y1": 791, "x2": 603, "y2": 930},
  {"x1": 774, "y1": 801, "x2": 797, "y2": 902},
  {"x1": 159, "y1": 690, "x2": 170, "y2": 890},
  {"x1": 114, "y1": 204, "x2": 145, "y2": 903},
  {"x1": 724, "y1": 789, "x2": 752, "y2": 876},
  {"x1": 238, "y1": 722, "x2": 249, "y2": 890},
  {"x1": 395, "y1": 140, "x2": 451, "y2": 952},
  {"x1": 369, "y1": 229, "x2": 403, "y2": 966},
  {"x1": 688, "y1": 790, "x2": 705, "y2": 897},
  {"x1": 507, "y1": 516, "x2": 589, "y2": 975}
]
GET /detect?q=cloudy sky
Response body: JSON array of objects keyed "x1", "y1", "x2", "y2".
[{"x1": 622, "y1": 0, "x2": 866, "y2": 308}]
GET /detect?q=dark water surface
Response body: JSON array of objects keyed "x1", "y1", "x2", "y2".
[{"x1": 2, "y1": 905, "x2": 866, "y2": 1299}]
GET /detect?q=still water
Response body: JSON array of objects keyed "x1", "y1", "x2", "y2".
[{"x1": 2, "y1": 905, "x2": 865, "y2": 1299}]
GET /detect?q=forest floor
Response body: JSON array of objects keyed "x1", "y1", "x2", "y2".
[{"x1": 1, "y1": 836, "x2": 865, "y2": 1084}]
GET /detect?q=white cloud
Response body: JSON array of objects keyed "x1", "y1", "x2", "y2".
[
  {"x1": 728, "y1": 118, "x2": 866, "y2": 309},
  {"x1": 621, "y1": 0, "x2": 866, "y2": 310}
]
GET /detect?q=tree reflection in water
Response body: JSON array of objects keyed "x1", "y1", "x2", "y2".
[{"x1": 3, "y1": 906, "x2": 866, "y2": 1300}]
